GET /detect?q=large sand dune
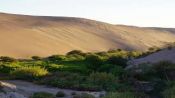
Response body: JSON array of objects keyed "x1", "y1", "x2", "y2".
[{"x1": 0, "y1": 13, "x2": 175, "y2": 58}]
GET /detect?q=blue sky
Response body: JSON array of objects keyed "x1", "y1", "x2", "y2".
[{"x1": 0, "y1": 0, "x2": 175, "y2": 27}]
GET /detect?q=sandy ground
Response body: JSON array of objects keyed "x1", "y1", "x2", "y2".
[
  {"x1": 0, "y1": 13, "x2": 175, "y2": 58},
  {"x1": 0, "y1": 80, "x2": 104, "y2": 98},
  {"x1": 127, "y1": 48, "x2": 175, "y2": 68}
]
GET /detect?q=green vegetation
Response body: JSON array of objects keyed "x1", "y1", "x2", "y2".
[
  {"x1": 11, "y1": 66, "x2": 48, "y2": 80},
  {"x1": 73, "y1": 93, "x2": 95, "y2": 98},
  {"x1": 102, "y1": 92, "x2": 148, "y2": 98},
  {"x1": 162, "y1": 85, "x2": 175, "y2": 98},
  {"x1": 30, "y1": 92, "x2": 55, "y2": 98},
  {"x1": 56, "y1": 91, "x2": 66, "y2": 97},
  {"x1": 0, "y1": 49, "x2": 175, "y2": 98}
]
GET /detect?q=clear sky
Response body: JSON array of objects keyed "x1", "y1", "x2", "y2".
[{"x1": 0, "y1": 0, "x2": 175, "y2": 27}]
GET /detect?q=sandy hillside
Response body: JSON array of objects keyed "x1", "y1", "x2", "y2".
[
  {"x1": 130, "y1": 48, "x2": 175, "y2": 65},
  {"x1": 0, "y1": 13, "x2": 175, "y2": 58}
]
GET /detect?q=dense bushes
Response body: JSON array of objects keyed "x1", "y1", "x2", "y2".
[
  {"x1": 1, "y1": 49, "x2": 175, "y2": 98},
  {"x1": 0, "y1": 64, "x2": 14, "y2": 73},
  {"x1": 66, "y1": 50, "x2": 86, "y2": 56},
  {"x1": 31, "y1": 56, "x2": 42, "y2": 60},
  {"x1": 40, "y1": 72, "x2": 119, "y2": 91},
  {"x1": 11, "y1": 66, "x2": 48, "y2": 80},
  {"x1": 0, "y1": 56, "x2": 16, "y2": 62},
  {"x1": 107, "y1": 56, "x2": 127, "y2": 68},
  {"x1": 162, "y1": 86, "x2": 175, "y2": 98},
  {"x1": 85, "y1": 54, "x2": 103, "y2": 71},
  {"x1": 88, "y1": 72, "x2": 117, "y2": 91},
  {"x1": 47, "y1": 55, "x2": 66, "y2": 62}
]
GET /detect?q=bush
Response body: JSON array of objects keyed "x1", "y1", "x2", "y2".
[
  {"x1": 40, "y1": 72, "x2": 118, "y2": 91},
  {"x1": 47, "y1": 55, "x2": 65, "y2": 62},
  {"x1": 56, "y1": 91, "x2": 66, "y2": 97},
  {"x1": 0, "y1": 64, "x2": 14, "y2": 73},
  {"x1": 154, "y1": 61, "x2": 175, "y2": 70},
  {"x1": 107, "y1": 56, "x2": 127, "y2": 68},
  {"x1": 11, "y1": 66, "x2": 48, "y2": 80},
  {"x1": 73, "y1": 93, "x2": 95, "y2": 98},
  {"x1": 40, "y1": 72, "x2": 86, "y2": 89},
  {"x1": 85, "y1": 54, "x2": 103, "y2": 71},
  {"x1": 162, "y1": 86, "x2": 175, "y2": 98},
  {"x1": 153, "y1": 61, "x2": 175, "y2": 80},
  {"x1": 0, "y1": 56, "x2": 16, "y2": 62},
  {"x1": 30, "y1": 92, "x2": 55, "y2": 98},
  {"x1": 31, "y1": 56, "x2": 42, "y2": 60},
  {"x1": 99, "y1": 64, "x2": 125, "y2": 77},
  {"x1": 66, "y1": 50, "x2": 85, "y2": 56},
  {"x1": 148, "y1": 46, "x2": 160, "y2": 52},
  {"x1": 129, "y1": 51, "x2": 142, "y2": 58},
  {"x1": 45, "y1": 64, "x2": 64, "y2": 72},
  {"x1": 66, "y1": 54, "x2": 85, "y2": 61},
  {"x1": 88, "y1": 72, "x2": 117, "y2": 91}
]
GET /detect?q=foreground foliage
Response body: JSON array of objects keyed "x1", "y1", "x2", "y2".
[{"x1": 0, "y1": 49, "x2": 174, "y2": 98}]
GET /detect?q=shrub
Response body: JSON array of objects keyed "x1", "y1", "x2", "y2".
[
  {"x1": 40, "y1": 72, "x2": 86, "y2": 89},
  {"x1": 73, "y1": 93, "x2": 95, "y2": 98},
  {"x1": 148, "y1": 46, "x2": 160, "y2": 52},
  {"x1": 66, "y1": 50, "x2": 86, "y2": 56},
  {"x1": 0, "y1": 56, "x2": 16, "y2": 62},
  {"x1": 85, "y1": 54, "x2": 103, "y2": 71},
  {"x1": 56, "y1": 91, "x2": 66, "y2": 97},
  {"x1": 129, "y1": 51, "x2": 142, "y2": 58},
  {"x1": 11, "y1": 66, "x2": 48, "y2": 80},
  {"x1": 149, "y1": 79, "x2": 167, "y2": 96},
  {"x1": 107, "y1": 56, "x2": 127, "y2": 68},
  {"x1": 88, "y1": 72, "x2": 117, "y2": 91},
  {"x1": 162, "y1": 86, "x2": 175, "y2": 98},
  {"x1": 0, "y1": 64, "x2": 14, "y2": 73},
  {"x1": 108, "y1": 49, "x2": 122, "y2": 53},
  {"x1": 153, "y1": 61, "x2": 175, "y2": 70},
  {"x1": 153, "y1": 61, "x2": 175, "y2": 80},
  {"x1": 66, "y1": 54, "x2": 85, "y2": 61},
  {"x1": 99, "y1": 64, "x2": 125, "y2": 77},
  {"x1": 31, "y1": 56, "x2": 42, "y2": 60},
  {"x1": 47, "y1": 55, "x2": 65, "y2": 62},
  {"x1": 45, "y1": 64, "x2": 64, "y2": 72},
  {"x1": 30, "y1": 92, "x2": 55, "y2": 98},
  {"x1": 78, "y1": 83, "x2": 101, "y2": 91}
]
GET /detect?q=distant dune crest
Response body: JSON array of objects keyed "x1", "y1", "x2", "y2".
[{"x1": 0, "y1": 13, "x2": 175, "y2": 58}]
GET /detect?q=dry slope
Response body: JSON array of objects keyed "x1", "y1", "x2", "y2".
[
  {"x1": 130, "y1": 48, "x2": 175, "y2": 65},
  {"x1": 0, "y1": 13, "x2": 175, "y2": 58}
]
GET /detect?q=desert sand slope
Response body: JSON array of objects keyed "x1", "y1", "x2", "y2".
[
  {"x1": 131, "y1": 48, "x2": 175, "y2": 65},
  {"x1": 0, "y1": 13, "x2": 175, "y2": 58}
]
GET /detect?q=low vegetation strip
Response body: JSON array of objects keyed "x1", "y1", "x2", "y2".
[{"x1": 0, "y1": 49, "x2": 174, "y2": 98}]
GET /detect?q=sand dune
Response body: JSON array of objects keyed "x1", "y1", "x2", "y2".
[
  {"x1": 130, "y1": 48, "x2": 175, "y2": 66},
  {"x1": 0, "y1": 13, "x2": 175, "y2": 58}
]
